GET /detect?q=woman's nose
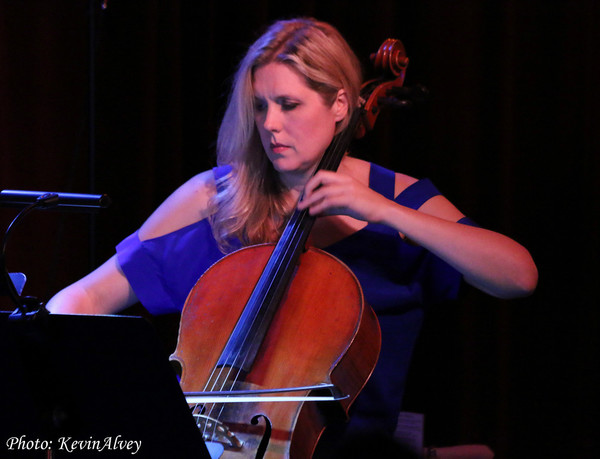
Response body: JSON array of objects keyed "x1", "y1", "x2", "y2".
[{"x1": 263, "y1": 107, "x2": 281, "y2": 132}]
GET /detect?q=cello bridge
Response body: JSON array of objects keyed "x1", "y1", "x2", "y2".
[{"x1": 192, "y1": 412, "x2": 243, "y2": 449}]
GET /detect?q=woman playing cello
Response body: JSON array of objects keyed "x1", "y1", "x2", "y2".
[{"x1": 47, "y1": 17, "x2": 538, "y2": 456}]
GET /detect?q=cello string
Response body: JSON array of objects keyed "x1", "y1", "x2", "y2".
[{"x1": 196, "y1": 254, "x2": 292, "y2": 436}]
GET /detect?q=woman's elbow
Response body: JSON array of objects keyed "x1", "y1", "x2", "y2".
[
  {"x1": 468, "y1": 251, "x2": 538, "y2": 300},
  {"x1": 497, "y1": 254, "x2": 539, "y2": 299},
  {"x1": 46, "y1": 286, "x2": 93, "y2": 314},
  {"x1": 513, "y1": 259, "x2": 538, "y2": 298}
]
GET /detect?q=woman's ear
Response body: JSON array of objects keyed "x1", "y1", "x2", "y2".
[{"x1": 332, "y1": 89, "x2": 349, "y2": 122}]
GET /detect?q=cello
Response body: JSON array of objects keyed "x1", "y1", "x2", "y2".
[{"x1": 171, "y1": 38, "x2": 414, "y2": 458}]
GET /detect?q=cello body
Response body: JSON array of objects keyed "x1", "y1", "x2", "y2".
[{"x1": 171, "y1": 244, "x2": 381, "y2": 458}]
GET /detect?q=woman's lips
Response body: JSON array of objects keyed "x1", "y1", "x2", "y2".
[{"x1": 270, "y1": 142, "x2": 290, "y2": 154}]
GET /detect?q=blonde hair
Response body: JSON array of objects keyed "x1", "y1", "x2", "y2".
[{"x1": 211, "y1": 18, "x2": 362, "y2": 251}]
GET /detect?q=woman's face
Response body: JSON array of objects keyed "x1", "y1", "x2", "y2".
[{"x1": 253, "y1": 62, "x2": 347, "y2": 189}]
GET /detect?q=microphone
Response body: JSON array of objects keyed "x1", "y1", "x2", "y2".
[{"x1": 0, "y1": 190, "x2": 111, "y2": 210}]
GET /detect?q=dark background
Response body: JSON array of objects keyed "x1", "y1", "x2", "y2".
[{"x1": 1, "y1": 1, "x2": 598, "y2": 457}]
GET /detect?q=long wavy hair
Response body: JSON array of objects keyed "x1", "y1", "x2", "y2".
[{"x1": 210, "y1": 18, "x2": 363, "y2": 251}]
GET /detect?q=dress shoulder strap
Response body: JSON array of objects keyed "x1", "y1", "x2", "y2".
[
  {"x1": 368, "y1": 163, "x2": 396, "y2": 199},
  {"x1": 368, "y1": 162, "x2": 443, "y2": 211},
  {"x1": 395, "y1": 178, "x2": 441, "y2": 210}
]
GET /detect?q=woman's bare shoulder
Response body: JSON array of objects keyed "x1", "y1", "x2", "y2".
[
  {"x1": 338, "y1": 156, "x2": 371, "y2": 184},
  {"x1": 394, "y1": 172, "x2": 419, "y2": 197},
  {"x1": 138, "y1": 170, "x2": 217, "y2": 241}
]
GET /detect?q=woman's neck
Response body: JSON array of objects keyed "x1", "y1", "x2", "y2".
[{"x1": 278, "y1": 170, "x2": 310, "y2": 193}]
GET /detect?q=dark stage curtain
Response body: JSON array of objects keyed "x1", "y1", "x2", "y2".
[{"x1": 1, "y1": 1, "x2": 598, "y2": 457}]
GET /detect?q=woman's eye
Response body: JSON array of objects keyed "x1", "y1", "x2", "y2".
[
  {"x1": 281, "y1": 102, "x2": 299, "y2": 111},
  {"x1": 254, "y1": 100, "x2": 267, "y2": 112},
  {"x1": 276, "y1": 97, "x2": 300, "y2": 111}
]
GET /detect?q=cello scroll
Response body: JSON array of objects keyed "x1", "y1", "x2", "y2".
[{"x1": 358, "y1": 38, "x2": 428, "y2": 138}]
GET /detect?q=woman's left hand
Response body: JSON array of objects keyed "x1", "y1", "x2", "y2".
[{"x1": 298, "y1": 170, "x2": 390, "y2": 223}]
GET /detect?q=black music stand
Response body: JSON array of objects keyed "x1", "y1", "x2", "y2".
[{"x1": 0, "y1": 312, "x2": 210, "y2": 458}]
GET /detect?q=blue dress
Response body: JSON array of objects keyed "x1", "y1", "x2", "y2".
[{"x1": 116, "y1": 163, "x2": 475, "y2": 437}]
